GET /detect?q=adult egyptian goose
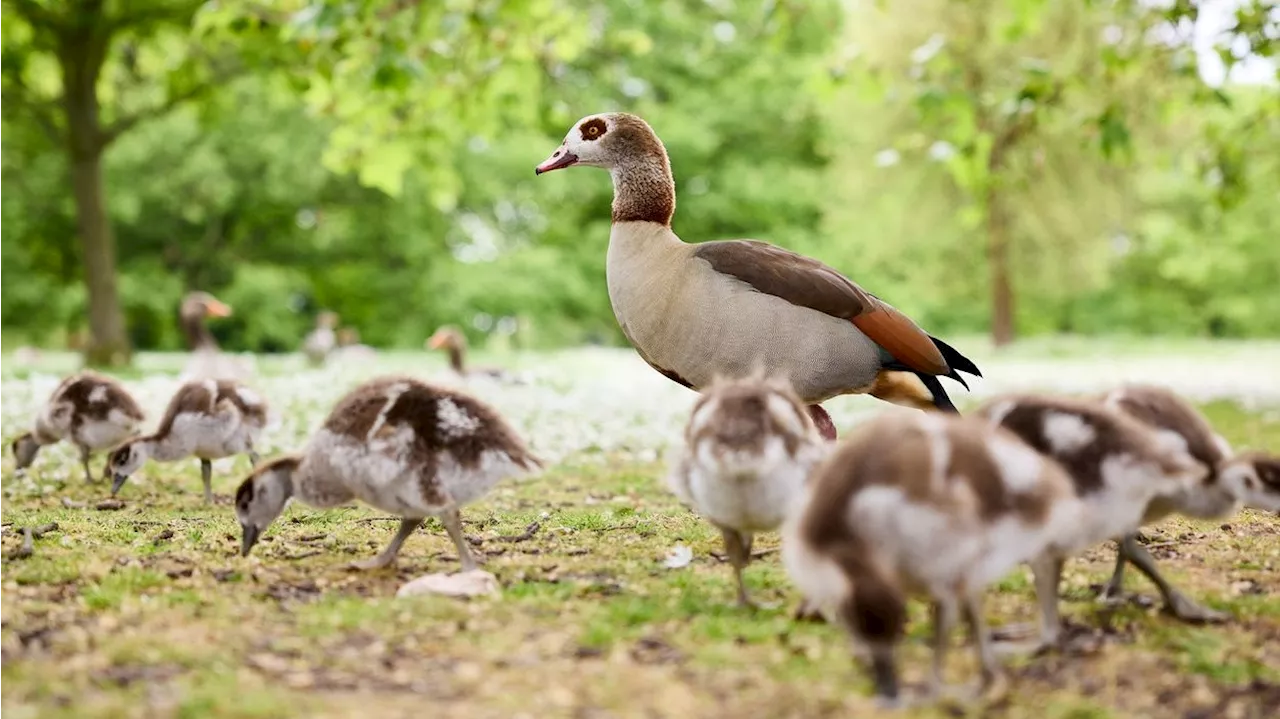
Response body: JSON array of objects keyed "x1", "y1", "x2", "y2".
[
  {"x1": 302, "y1": 311, "x2": 339, "y2": 366},
  {"x1": 667, "y1": 374, "x2": 826, "y2": 607},
  {"x1": 11, "y1": 372, "x2": 145, "y2": 483},
  {"x1": 783, "y1": 412, "x2": 1081, "y2": 704},
  {"x1": 234, "y1": 377, "x2": 541, "y2": 570},
  {"x1": 974, "y1": 394, "x2": 1205, "y2": 651},
  {"x1": 426, "y1": 326, "x2": 511, "y2": 381},
  {"x1": 1099, "y1": 384, "x2": 1280, "y2": 622},
  {"x1": 535, "y1": 113, "x2": 982, "y2": 438},
  {"x1": 179, "y1": 291, "x2": 252, "y2": 381},
  {"x1": 105, "y1": 378, "x2": 267, "y2": 503}
]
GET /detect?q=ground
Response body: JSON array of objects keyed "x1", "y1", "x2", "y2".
[{"x1": 2, "y1": 342, "x2": 1279, "y2": 718}]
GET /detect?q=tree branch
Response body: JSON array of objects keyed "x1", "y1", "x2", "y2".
[
  {"x1": 99, "y1": 66, "x2": 243, "y2": 146},
  {"x1": 7, "y1": 0, "x2": 66, "y2": 32}
]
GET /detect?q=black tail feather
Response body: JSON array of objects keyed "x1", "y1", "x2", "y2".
[{"x1": 929, "y1": 336, "x2": 982, "y2": 380}]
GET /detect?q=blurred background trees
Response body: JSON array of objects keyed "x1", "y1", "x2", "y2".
[{"x1": 2, "y1": 0, "x2": 1277, "y2": 365}]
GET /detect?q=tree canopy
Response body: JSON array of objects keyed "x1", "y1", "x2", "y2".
[{"x1": 2, "y1": 0, "x2": 1277, "y2": 359}]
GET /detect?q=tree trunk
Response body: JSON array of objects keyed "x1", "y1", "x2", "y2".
[
  {"x1": 69, "y1": 151, "x2": 130, "y2": 365},
  {"x1": 59, "y1": 11, "x2": 131, "y2": 366},
  {"x1": 986, "y1": 187, "x2": 1016, "y2": 347}
]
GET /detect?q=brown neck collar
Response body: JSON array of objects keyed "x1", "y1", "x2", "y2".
[
  {"x1": 447, "y1": 345, "x2": 465, "y2": 373},
  {"x1": 611, "y1": 154, "x2": 675, "y2": 226}
]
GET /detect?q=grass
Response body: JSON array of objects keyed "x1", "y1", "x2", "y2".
[{"x1": 3, "y1": 354, "x2": 1280, "y2": 717}]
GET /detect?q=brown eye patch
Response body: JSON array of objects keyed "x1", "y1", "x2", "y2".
[{"x1": 579, "y1": 118, "x2": 607, "y2": 140}]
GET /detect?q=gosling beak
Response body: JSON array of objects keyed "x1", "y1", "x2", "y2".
[
  {"x1": 241, "y1": 525, "x2": 261, "y2": 557},
  {"x1": 535, "y1": 147, "x2": 578, "y2": 175},
  {"x1": 110, "y1": 473, "x2": 128, "y2": 495},
  {"x1": 205, "y1": 299, "x2": 233, "y2": 318},
  {"x1": 427, "y1": 332, "x2": 447, "y2": 350}
]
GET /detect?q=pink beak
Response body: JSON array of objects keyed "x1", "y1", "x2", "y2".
[{"x1": 535, "y1": 147, "x2": 578, "y2": 175}]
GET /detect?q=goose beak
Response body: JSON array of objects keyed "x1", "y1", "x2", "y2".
[
  {"x1": 535, "y1": 147, "x2": 578, "y2": 175},
  {"x1": 427, "y1": 332, "x2": 447, "y2": 350},
  {"x1": 205, "y1": 299, "x2": 233, "y2": 318},
  {"x1": 241, "y1": 525, "x2": 261, "y2": 557},
  {"x1": 110, "y1": 473, "x2": 128, "y2": 495}
]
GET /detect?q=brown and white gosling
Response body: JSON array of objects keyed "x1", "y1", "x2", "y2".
[
  {"x1": 974, "y1": 393, "x2": 1206, "y2": 650},
  {"x1": 105, "y1": 379, "x2": 267, "y2": 503},
  {"x1": 426, "y1": 325, "x2": 512, "y2": 381},
  {"x1": 1099, "y1": 384, "x2": 1280, "y2": 622},
  {"x1": 234, "y1": 377, "x2": 541, "y2": 570},
  {"x1": 11, "y1": 372, "x2": 145, "y2": 483},
  {"x1": 782, "y1": 411, "x2": 1082, "y2": 704},
  {"x1": 666, "y1": 374, "x2": 826, "y2": 607}
]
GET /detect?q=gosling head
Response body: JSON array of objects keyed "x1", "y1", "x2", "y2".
[
  {"x1": 11, "y1": 432, "x2": 40, "y2": 470},
  {"x1": 1218, "y1": 453, "x2": 1280, "y2": 514},
  {"x1": 105, "y1": 439, "x2": 152, "y2": 495},
  {"x1": 235, "y1": 456, "x2": 300, "y2": 557}
]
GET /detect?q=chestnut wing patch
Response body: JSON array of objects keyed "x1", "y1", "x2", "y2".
[{"x1": 693, "y1": 240, "x2": 948, "y2": 376}]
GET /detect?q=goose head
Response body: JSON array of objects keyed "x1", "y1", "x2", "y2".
[
  {"x1": 181, "y1": 292, "x2": 233, "y2": 321},
  {"x1": 535, "y1": 112, "x2": 666, "y2": 174},
  {"x1": 235, "y1": 456, "x2": 299, "y2": 556},
  {"x1": 11, "y1": 432, "x2": 40, "y2": 470},
  {"x1": 105, "y1": 439, "x2": 152, "y2": 495},
  {"x1": 426, "y1": 325, "x2": 465, "y2": 351}
]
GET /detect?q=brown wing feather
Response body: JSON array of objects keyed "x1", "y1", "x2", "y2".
[
  {"x1": 694, "y1": 240, "x2": 949, "y2": 376},
  {"x1": 852, "y1": 306, "x2": 949, "y2": 376}
]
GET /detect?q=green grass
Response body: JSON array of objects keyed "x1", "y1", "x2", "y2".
[{"x1": 3, "y1": 402, "x2": 1279, "y2": 718}]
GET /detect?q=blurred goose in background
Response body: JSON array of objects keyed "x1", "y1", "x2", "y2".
[
  {"x1": 666, "y1": 374, "x2": 826, "y2": 607},
  {"x1": 427, "y1": 325, "x2": 515, "y2": 381},
  {"x1": 106, "y1": 378, "x2": 267, "y2": 503},
  {"x1": 234, "y1": 376, "x2": 541, "y2": 569},
  {"x1": 535, "y1": 112, "x2": 981, "y2": 440},
  {"x1": 179, "y1": 291, "x2": 253, "y2": 381},
  {"x1": 11, "y1": 372, "x2": 145, "y2": 483},
  {"x1": 302, "y1": 310, "x2": 339, "y2": 366}
]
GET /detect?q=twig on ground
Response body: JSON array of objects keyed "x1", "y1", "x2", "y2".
[
  {"x1": 7, "y1": 528, "x2": 35, "y2": 560},
  {"x1": 495, "y1": 521, "x2": 541, "y2": 543},
  {"x1": 282, "y1": 550, "x2": 323, "y2": 561},
  {"x1": 295, "y1": 533, "x2": 328, "y2": 543},
  {"x1": 354, "y1": 517, "x2": 401, "y2": 524},
  {"x1": 30, "y1": 523, "x2": 58, "y2": 539}
]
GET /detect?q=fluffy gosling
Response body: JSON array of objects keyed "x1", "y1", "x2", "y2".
[
  {"x1": 667, "y1": 374, "x2": 826, "y2": 607},
  {"x1": 235, "y1": 377, "x2": 540, "y2": 570}
]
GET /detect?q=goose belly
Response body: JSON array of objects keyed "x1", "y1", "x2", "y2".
[{"x1": 619, "y1": 277, "x2": 884, "y2": 402}]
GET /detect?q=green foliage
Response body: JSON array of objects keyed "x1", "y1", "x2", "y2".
[{"x1": 1, "y1": 0, "x2": 1277, "y2": 352}]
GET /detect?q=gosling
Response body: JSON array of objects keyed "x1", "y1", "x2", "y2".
[
  {"x1": 105, "y1": 378, "x2": 267, "y2": 503},
  {"x1": 11, "y1": 372, "x2": 145, "y2": 483},
  {"x1": 667, "y1": 374, "x2": 826, "y2": 607},
  {"x1": 235, "y1": 377, "x2": 540, "y2": 570},
  {"x1": 1099, "y1": 384, "x2": 1280, "y2": 622},
  {"x1": 782, "y1": 411, "x2": 1082, "y2": 704}
]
